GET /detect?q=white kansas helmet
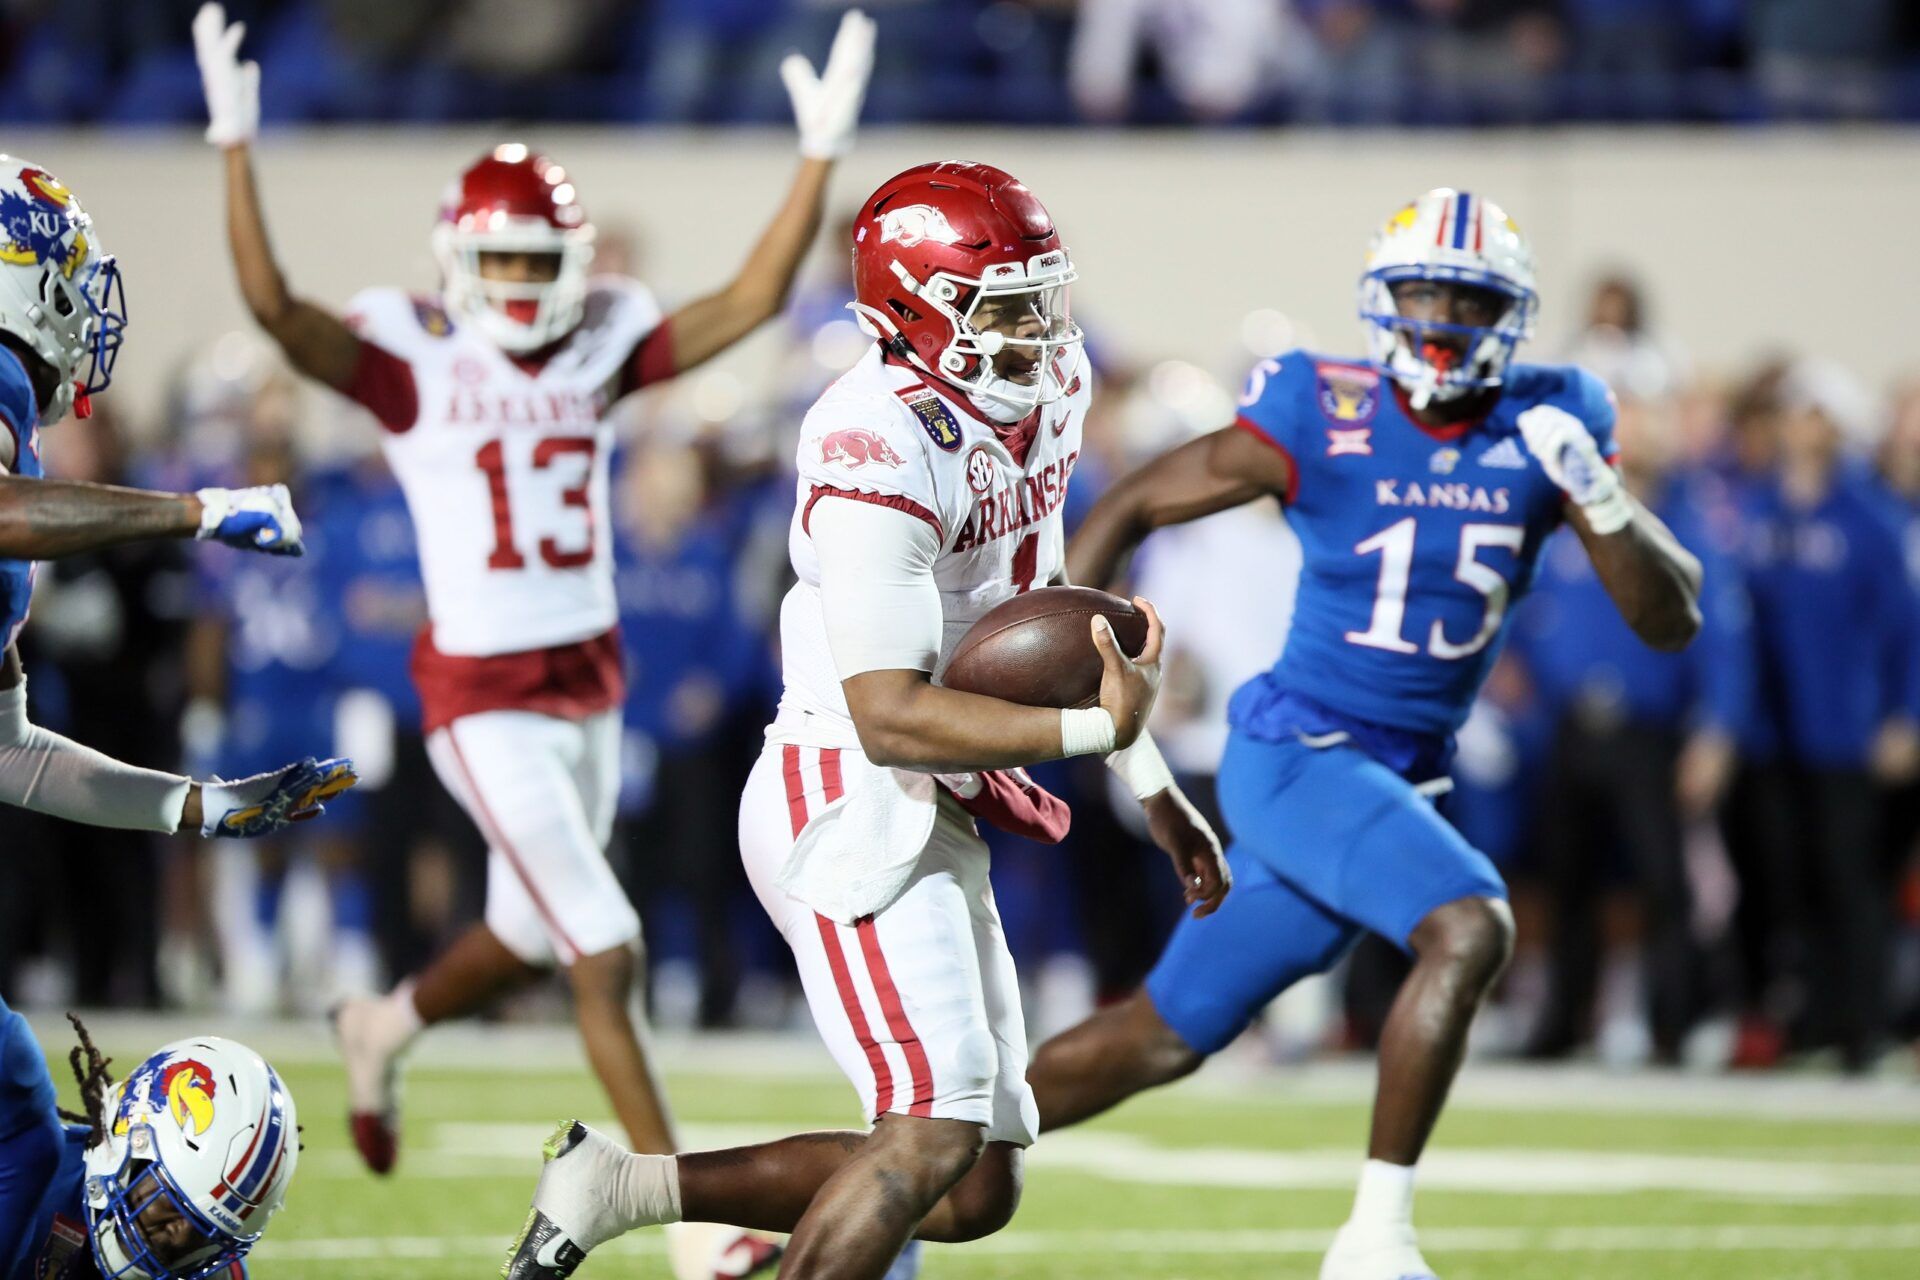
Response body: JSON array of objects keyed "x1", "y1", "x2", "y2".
[
  {"x1": 1359, "y1": 188, "x2": 1537, "y2": 408},
  {"x1": 82, "y1": 1037, "x2": 298, "y2": 1280},
  {"x1": 0, "y1": 157, "x2": 127, "y2": 424}
]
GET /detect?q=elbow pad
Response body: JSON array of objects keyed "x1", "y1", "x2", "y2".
[{"x1": 0, "y1": 679, "x2": 191, "y2": 833}]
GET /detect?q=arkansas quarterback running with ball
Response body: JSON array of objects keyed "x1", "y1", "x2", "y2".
[
  {"x1": 1023, "y1": 190, "x2": 1706, "y2": 1280},
  {"x1": 499, "y1": 163, "x2": 1228, "y2": 1280},
  {"x1": 192, "y1": 4, "x2": 874, "y2": 1272},
  {"x1": 0, "y1": 154, "x2": 353, "y2": 843}
]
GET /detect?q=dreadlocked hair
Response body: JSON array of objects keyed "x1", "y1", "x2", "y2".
[{"x1": 57, "y1": 1012, "x2": 115, "y2": 1147}]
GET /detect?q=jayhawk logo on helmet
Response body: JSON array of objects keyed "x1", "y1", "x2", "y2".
[
  {"x1": 160, "y1": 1059, "x2": 219, "y2": 1136},
  {"x1": 0, "y1": 165, "x2": 89, "y2": 278}
]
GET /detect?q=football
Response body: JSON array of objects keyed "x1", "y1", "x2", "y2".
[{"x1": 939, "y1": 586, "x2": 1148, "y2": 708}]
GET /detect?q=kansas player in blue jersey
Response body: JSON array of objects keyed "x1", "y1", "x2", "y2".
[
  {"x1": 1, "y1": 994, "x2": 297, "y2": 1280},
  {"x1": 1026, "y1": 190, "x2": 1705, "y2": 1280},
  {"x1": 0, "y1": 155, "x2": 355, "y2": 840}
]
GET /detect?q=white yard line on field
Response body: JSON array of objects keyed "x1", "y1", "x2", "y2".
[
  {"x1": 1031, "y1": 1131, "x2": 1920, "y2": 1200},
  {"x1": 253, "y1": 1222, "x2": 1920, "y2": 1262}
]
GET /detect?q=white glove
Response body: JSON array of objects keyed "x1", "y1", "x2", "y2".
[
  {"x1": 782, "y1": 9, "x2": 876, "y2": 160},
  {"x1": 1515, "y1": 404, "x2": 1633, "y2": 534},
  {"x1": 196, "y1": 484, "x2": 304, "y2": 555},
  {"x1": 201, "y1": 756, "x2": 358, "y2": 838},
  {"x1": 193, "y1": 2, "x2": 260, "y2": 147}
]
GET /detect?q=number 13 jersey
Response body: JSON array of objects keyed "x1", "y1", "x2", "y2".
[{"x1": 340, "y1": 278, "x2": 672, "y2": 730}]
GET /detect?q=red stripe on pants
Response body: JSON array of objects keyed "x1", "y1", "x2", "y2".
[
  {"x1": 782, "y1": 744, "x2": 808, "y2": 839},
  {"x1": 820, "y1": 747, "x2": 843, "y2": 804},
  {"x1": 815, "y1": 914, "x2": 896, "y2": 1116},
  {"x1": 857, "y1": 919, "x2": 935, "y2": 1116}
]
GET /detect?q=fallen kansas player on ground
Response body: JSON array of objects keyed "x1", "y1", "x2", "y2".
[{"x1": 0, "y1": 995, "x2": 299, "y2": 1280}]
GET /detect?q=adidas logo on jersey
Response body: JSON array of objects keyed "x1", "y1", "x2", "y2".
[{"x1": 1477, "y1": 437, "x2": 1528, "y2": 469}]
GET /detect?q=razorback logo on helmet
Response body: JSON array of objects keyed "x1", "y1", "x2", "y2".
[
  {"x1": 878, "y1": 203, "x2": 962, "y2": 249},
  {"x1": 0, "y1": 166, "x2": 86, "y2": 275},
  {"x1": 160, "y1": 1059, "x2": 219, "y2": 1136},
  {"x1": 820, "y1": 428, "x2": 904, "y2": 470}
]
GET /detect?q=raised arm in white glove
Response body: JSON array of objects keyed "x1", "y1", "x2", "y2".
[
  {"x1": 193, "y1": 2, "x2": 260, "y2": 148},
  {"x1": 782, "y1": 9, "x2": 876, "y2": 160}
]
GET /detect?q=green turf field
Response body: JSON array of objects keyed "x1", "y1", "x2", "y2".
[{"x1": 36, "y1": 1020, "x2": 1920, "y2": 1279}]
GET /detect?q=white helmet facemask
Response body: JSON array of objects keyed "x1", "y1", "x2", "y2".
[
  {"x1": 855, "y1": 248, "x2": 1083, "y2": 420},
  {"x1": 431, "y1": 220, "x2": 595, "y2": 354}
]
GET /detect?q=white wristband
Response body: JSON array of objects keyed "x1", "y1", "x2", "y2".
[
  {"x1": 1059, "y1": 707, "x2": 1117, "y2": 757},
  {"x1": 1107, "y1": 730, "x2": 1175, "y2": 801},
  {"x1": 1580, "y1": 484, "x2": 1635, "y2": 536}
]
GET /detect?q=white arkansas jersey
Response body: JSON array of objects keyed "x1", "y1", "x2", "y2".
[
  {"x1": 772, "y1": 343, "x2": 1091, "y2": 747},
  {"x1": 344, "y1": 277, "x2": 663, "y2": 657}
]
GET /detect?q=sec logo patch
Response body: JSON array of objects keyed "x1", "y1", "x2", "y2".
[{"x1": 966, "y1": 445, "x2": 997, "y2": 494}]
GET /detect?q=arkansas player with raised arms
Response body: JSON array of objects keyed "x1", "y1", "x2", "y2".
[
  {"x1": 499, "y1": 162, "x2": 1229, "y2": 1280},
  {"x1": 191, "y1": 3, "x2": 873, "y2": 1270}
]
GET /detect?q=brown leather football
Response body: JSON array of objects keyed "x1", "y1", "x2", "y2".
[{"x1": 939, "y1": 586, "x2": 1147, "y2": 709}]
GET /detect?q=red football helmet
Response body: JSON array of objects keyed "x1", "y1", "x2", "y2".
[
  {"x1": 851, "y1": 162, "x2": 1081, "y2": 413},
  {"x1": 431, "y1": 144, "x2": 596, "y2": 352}
]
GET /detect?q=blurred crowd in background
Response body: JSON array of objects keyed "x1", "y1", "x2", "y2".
[
  {"x1": 4, "y1": 0, "x2": 1920, "y2": 125},
  {"x1": 1, "y1": 228, "x2": 1918, "y2": 1078}
]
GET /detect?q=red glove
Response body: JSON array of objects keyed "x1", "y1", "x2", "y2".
[{"x1": 940, "y1": 768, "x2": 1071, "y2": 844}]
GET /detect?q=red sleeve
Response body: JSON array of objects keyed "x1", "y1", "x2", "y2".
[
  {"x1": 344, "y1": 339, "x2": 420, "y2": 433},
  {"x1": 1233, "y1": 415, "x2": 1300, "y2": 506},
  {"x1": 618, "y1": 321, "x2": 678, "y2": 397}
]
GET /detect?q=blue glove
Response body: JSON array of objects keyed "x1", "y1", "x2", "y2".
[
  {"x1": 196, "y1": 484, "x2": 305, "y2": 555},
  {"x1": 201, "y1": 756, "x2": 358, "y2": 838}
]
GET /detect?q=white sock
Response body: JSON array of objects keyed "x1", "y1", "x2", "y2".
[
  {"x1": 1347, "y1": 1159, "x2": 1416, "y2": 1230},
  {"x1": 378, "y1": 980, "x2": 427, "y2": 1045},
  {"x1": 607, "y1": 1151, "x2": 683, "y2": 1236}
]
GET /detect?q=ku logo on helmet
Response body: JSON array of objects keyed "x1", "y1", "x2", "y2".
[
  {"x1": 0, "y1": 165, "x2": 88, "y2": 277},
  {"x1": 878, "y1": 204, "x2": 962, "y2": 248},
  {"x1": 821, "y1": 428, "x2": 905, "y2": 469}
]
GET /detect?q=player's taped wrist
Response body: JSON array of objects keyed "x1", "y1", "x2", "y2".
[
  {"x1": 1578, "y1": 482, "x2": 1635, "y2": 535},
  {"x1": 1107, "y1": 729, "x2": 1175, "y2": 801},
  {"x1": 1060, "y1": 707, "x2": 1117, "y2": 757}
]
